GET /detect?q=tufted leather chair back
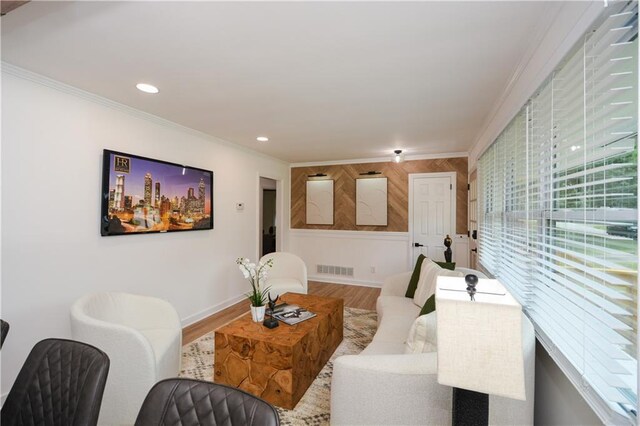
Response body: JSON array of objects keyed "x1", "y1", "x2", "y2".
[
  {"x1": 1, "y1": 319, "x2": 9, "y2": 348},
  {"x1": 1, "y1": 338, "x2": 110, "y2": 426},
  {"x1": 135, "y1": 378, "x2": 280, "y2": 426}
]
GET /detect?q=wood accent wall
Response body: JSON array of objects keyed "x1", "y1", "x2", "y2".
[{"x1": 291, "y1": 157, "x2": 468, "y2": 233}]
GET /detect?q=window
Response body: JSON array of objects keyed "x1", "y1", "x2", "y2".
[{"x1": 477, "y1": 1, "x2": 638, "y2": 423}]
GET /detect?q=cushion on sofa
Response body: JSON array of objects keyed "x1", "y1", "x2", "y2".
[
  {"x1": 364, "y1": 314, "x2": 419, "y2": 355},
  {"x1": 412, "y1": 260, "x2": 442, "y2": 307},
  {"x1": 376, "y1": 296, "x2": 421, "y2": 323},
  {"x1": 435, "y1": 261, "x2": 456, "y2": 270},
  {"x1": 375, "y1": 314, "x2": 421, "y2": 343},
  {"x1": 404, "y1": 312, "x2": 437, "y2": 354},
  {"x1": 419, "y1": 294, "x2": 436, "y2": 316},
  {"x1": 404, "y1": 254, "x2": 426, "y2": 298},
  {"x1": 414, "y1": 265, "x2": 464, "y2": 308}
]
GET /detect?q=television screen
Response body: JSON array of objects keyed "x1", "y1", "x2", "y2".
[{"x1": 101, "y1": 149, "x2": 213, "y2": 236}]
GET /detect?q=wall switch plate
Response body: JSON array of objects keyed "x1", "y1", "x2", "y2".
[
  {"x1": 370, "y1": 266, "x2": 375, "y2": 273},
  {"x1": 236, "y1": 202, "x2": 244, "y2": 210}
]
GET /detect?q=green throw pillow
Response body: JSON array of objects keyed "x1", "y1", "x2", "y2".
[
  {"x1": 435, "y1": 261, "x2": 456, "y2": 271},
  {"x1": 420, "y1": 294, "x2": 436, "y2": 316},
  {"x1": 405, "y1": 254, "x2": 426, "y2": 298}
]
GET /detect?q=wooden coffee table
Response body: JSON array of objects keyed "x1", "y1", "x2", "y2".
[{"x1": 214, "y1": 293, "x2": 343, "y2": 409}]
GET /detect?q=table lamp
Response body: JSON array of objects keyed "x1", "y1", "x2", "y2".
[{"x1": 436, "y1": 274, "x2": 526, "y2": 425}]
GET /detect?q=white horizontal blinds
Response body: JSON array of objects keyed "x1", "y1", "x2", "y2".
[
  {"x1": 527, "y1": 16, "x2": 592, "y2": 400},
  {"x1": 534, "y1": 1, "x2": 639, "y2": 416},
  {"x1": 581, "y1": 0, "x2": 638, "y2": 411},
  {"x1": 480, "y1": 137, "x2": 506, "y2": 276},
  {"x1": 499, "y1": 109, "x2": 531, "y2": 305},
  {"x1": 476, "y1": 0, "x2": 638, "y2": 421},
  {"x1": 478, "y1": 144, "x2": 499, "y2": 274},
  {"x1": 478, "y1": 110, "x2": 531, "y2": 305}
]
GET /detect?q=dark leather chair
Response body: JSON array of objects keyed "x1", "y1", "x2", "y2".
[
  {"x1": 1, "y1": 319, "x2": 9, "y2": 348},
  {"x1": 1, "y1": 338, "x2": 110, "y2": 426},
  {"x1": 135, "y1": 378, "x2": 280, "y2": 426}
]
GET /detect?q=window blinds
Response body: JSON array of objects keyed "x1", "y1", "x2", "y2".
[{"x1": 477, "y1": 1, "x2": 638, "y2": 422}]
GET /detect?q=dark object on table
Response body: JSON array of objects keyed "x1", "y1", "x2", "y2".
[
  {"x1": 263, "y1": 293, "x2": 280, "y2": 329},
  {"x1": 465, "y1": 274, "x2": 479, "y2": 301},
  {"x1": 0, "y1": 319, "x2": 9, "y2": 349},
  {"x1": 1, "y1": 338, "x2": 110, "y2": 426},
  {"x1": 268, "y1": 292, "x2": 279, "y2": 310},
  {"x1": 444, "y1": 234, "x2": 453, "y2": 262},
  {"x1": 263, "y1": 316, "x2": 279, "y2": 328},
  {"x1": 135, "y1": 378, "x2": 280, "y2": 426}
]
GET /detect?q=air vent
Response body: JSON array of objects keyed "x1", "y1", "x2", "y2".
[{"x1": 316, "y1": 264, "x2": 354, "y2": 277}]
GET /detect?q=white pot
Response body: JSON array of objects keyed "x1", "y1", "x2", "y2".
[{"x1": 250, "y1": 305, "x2": 266, "y2": 322}]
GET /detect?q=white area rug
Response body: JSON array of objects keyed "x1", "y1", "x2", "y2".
[{"x1": 180, "y1": 307, "x2": 377, "y2": 425}]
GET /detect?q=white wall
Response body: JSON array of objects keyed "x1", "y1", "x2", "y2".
[
  {"x1": 289, "y1": 230, "x2": 410, "y2": 286},
  {"x1": 290, "y1": 229, "x2": 469, "y2": 287},
  {"x1": 535, "y1": 344, "x2": 603, "y2": 426},
  {"x1": 0, "y1": 69, "x2": 289, "y2": 397}
]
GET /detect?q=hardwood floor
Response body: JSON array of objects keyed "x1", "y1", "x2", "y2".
[
  {"x1": 306, "y1": 281, "x2": 379, "y2": 310},
  {"x1": 182, "y1": 281, "x2": 380, "y2": 344}
]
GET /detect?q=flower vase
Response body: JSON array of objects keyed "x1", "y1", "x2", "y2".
[{"x1": 251, "y1": 305, "x2": 266, "y2": 322}]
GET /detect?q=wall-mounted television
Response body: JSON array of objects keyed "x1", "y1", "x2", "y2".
[{"x1": 101, "y1": 149, "x2": 214, "y2": 236}]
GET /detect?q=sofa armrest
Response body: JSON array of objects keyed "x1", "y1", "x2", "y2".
[
  {"x1": 331, "y1": 353, "x2": 451, "y2": 425},
  {"x1": 380, "y1": 271, "x2": 413, "y2": 297}
]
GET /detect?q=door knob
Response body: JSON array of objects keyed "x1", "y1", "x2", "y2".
[
  {"x1": 414, "y1": 243, "x2": 424, "y2": 247},
  {"x1": 471, "y1": 248, "x2": 477, "y2": 253}
]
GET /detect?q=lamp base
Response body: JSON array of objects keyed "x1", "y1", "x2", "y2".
[{"x1": 452, "y1": 388, "x2": 488, "y2": 426}]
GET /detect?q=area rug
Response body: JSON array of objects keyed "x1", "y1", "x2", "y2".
[{"x1": 180, "y1": 307, "x2": 377, "y2": 425}]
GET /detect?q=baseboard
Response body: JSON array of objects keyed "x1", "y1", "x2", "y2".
[
  {"x1": 180, "y1": 293, "x2": 246, "y2": 328},
  {"x1": 309, "y1": 275, "x2": 383, "y2": 288}
]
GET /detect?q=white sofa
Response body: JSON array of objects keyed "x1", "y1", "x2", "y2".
[
  {"x1": 331, "y1": 267, "x2": 535, "y2": 425},
  {"x1": 260, "y1": 251, "x2": 308, "y2": 297},
  {"x1": 70, "y1": 292, "x2": 182, "y2": 425}
]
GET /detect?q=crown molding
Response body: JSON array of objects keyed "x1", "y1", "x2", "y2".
[
  {"x1": 1, "y1": 62, "x2": 290, "y2": 166},
  {"x1": 468, "y1": 2, "x2": 562, "y2": 157},
  {"x1": 468, "y1": 1, "x2": 604, "y2": 167},
  {"x1": 290, "y1": 152, "x2": 468, "y2": 168}
]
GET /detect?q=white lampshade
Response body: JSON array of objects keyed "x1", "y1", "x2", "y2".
[{"x1": 435, "y1": 276, "x2": 526, "y2": 401}]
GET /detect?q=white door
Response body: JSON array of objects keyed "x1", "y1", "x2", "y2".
[{"x1": 410, "y1": 174, "x2": 455, "y2": 265}]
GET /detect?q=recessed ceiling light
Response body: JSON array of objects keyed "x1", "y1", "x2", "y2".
[
  {"x1": 257, "y1": 136, "x2": 269, "y2": 142},
  {"x1": 136, "y1": 83, "x2": 159, "y2": 94}
]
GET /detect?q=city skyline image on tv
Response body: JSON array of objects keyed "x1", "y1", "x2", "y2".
[{"x1": 101, "y1": 150, "x2": 213, "y2": 235}]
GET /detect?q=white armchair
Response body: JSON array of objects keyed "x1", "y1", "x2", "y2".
[
  {"x1": 70, "y1": 292, "x2": 182, "y2": 425},
  {"x1": 259, "y1": 252, "x2": 308, "y2": 297}
]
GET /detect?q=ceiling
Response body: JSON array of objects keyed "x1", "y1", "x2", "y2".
[{"x1": 2, "y1": 1, "x2": 557, "y2": 163}]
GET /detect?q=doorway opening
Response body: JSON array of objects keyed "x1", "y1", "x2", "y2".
[{"x1": 260, "y1": 177, "x2": 277, "y2": 257}]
